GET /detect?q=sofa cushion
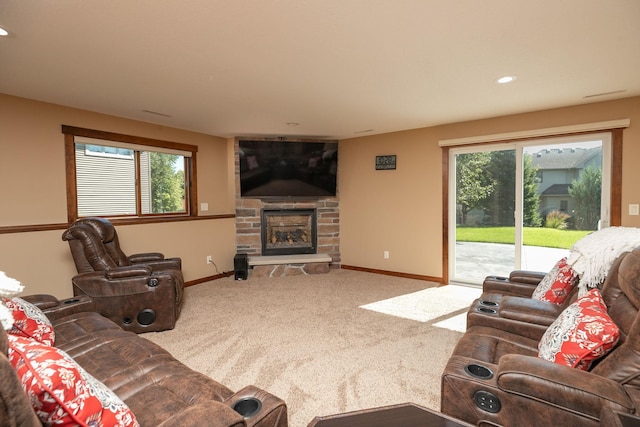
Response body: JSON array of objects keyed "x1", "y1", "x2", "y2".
[
  {"x1": 538, "y1": 288, "x2": 619, "y2": 370},
  {"x1": 7, "y1": 334, "x2": 138, "y2": 427},
  {"x1": 531, "y1": 257, "x2": 578, "y2": 304},
  {"x1": 3, "y1": 297, "x2": 55, "y2": 346}
]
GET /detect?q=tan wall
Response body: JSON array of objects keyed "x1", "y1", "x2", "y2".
[
  {"x1": 339, "y1": 96, "x2": 640, "y2": 280},
  {"x1": 0, "y1": 94, "x2": 236, "y2": 299},
  {"x1": 339, "y1": 127, "x2": 443, "y2": 277},
  {"x1": 2, "y1": 93, "x2": 640, "y2": 293}
]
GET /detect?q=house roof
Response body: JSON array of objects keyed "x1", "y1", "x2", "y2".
[
  {"x1": 541, "y1": 184, "x2": 572, "y2": 196},
  {"x1": 530, "y1": 147, "x2": 601, "y2": 170},
  {"x1": 0, "y1": 1, "x2": 639, "y2": 139}
]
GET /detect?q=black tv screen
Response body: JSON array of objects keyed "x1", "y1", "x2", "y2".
[{"x1": 239, "y1": 140, "x2": 338, "y2": 199}]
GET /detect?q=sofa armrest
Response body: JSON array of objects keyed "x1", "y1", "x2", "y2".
[
  {"x1": 20, "y1": 294, "x2": 61, "y2": 310},
  {"x1": 128, "y1": 252, "x2": 165, "y2": 263},
  {"x1": 509, "y1": 270, "x2": 546, "y2": 284},
  {"x1": 21, "y1": 294, "x2": 96, "y2": 322},
  {"x1": 482, "y1": 278, "x2": 538, "y2": 298},
  {"x1": 467, "y1": 295, "x2": 562, "y2": 341},
  {"x1": 498, "y1": 296, "x2": 564, "y2": 325},
  {"x1": 129, "y1": 256, "x2": 182, "y2": 271},
  {"x1": 156, "y1": 402, "x2": 245, "y2": 427},
  {"x1": 497, "y1": 354, "x2": 634, "y2": 418},
  {"x1": 72, "y1": 269, "x2": 171, "y2": 296},
  {"x1": 104, "y1": 265, "x2": 152, "y2": 279},
  {"x1": 224, "y1": 385, "x2": 288, "y2": 427}
]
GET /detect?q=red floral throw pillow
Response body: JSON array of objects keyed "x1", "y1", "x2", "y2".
[
  {"x1": 7, "y1": 334, "x2": 138, "y2": 427},
  {"x1": 3, "y1": 297, "x2": 55, "y2": 346},
  {"x1": 538, "y1": 288, "x2": 619, "y2": 370},
  {"x1": 531, "y1": 257, "x2": 578, "y2": 304}
]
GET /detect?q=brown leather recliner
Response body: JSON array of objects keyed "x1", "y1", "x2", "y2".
[
  {"x1": 62, "y1": 217, "x2": 184, "y2": 333},
  {"x1": 441, "y1": 247, "x2": 640, "y2": 426},
  {"x1": 468, "y1": 262, "x2": 583, "y2": 341},
  {"x1": 482, "y1": 270, "x2": 547, "y2": 298},
  {"x1": 63, "y1": 217, "x2": 182, "y2": 273}
]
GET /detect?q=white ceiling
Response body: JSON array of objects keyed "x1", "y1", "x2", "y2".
[{"x1": 1, "y1": 1, "x2": 639, "y2": 140}]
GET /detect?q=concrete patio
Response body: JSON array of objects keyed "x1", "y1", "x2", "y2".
[{"x1": 454, "y1": 241, "x2": 569, "y2": 285}]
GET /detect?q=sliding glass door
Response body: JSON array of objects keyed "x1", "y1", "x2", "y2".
[
  {"x1": 453, "y1": 147, "x2": 517, "y2": 282},
  {"x1": 449, "y1": 133, "x2": 610, "y2": 285}
]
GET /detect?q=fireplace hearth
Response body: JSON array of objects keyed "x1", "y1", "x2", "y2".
[{"x1": 262, "y1": 209, "x2": 317, "y2": 256}]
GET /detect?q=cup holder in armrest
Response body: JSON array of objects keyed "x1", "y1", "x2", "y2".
[
  {"x1": 479, "y1": 300, "x2": 498, "y2": 307},
  {"x1": 233, "y1": 397, "x2": 262, "y2": 418},
  {"x1": 465, "y1": 364, "x2": 494, "y2": 379},
  {"x1": 478, "y1": 307, "x2": 497, "y2": 314},
  {"x1": 62, "y1": 298, "x2": 81, "y2": 304},
  {"x1": 489, "y1": 276, "x2": 509, "y2": 281}
]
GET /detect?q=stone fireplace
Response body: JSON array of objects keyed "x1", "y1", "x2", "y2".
[
  {"x1": 234, "y1": 139, "x2": 340, "y2": 275},
  {"x1": 261, "y1": 209, "x2": 317, "y2": 256}
]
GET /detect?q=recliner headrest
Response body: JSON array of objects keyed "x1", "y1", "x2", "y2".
[
  {"x1": 63, "y1": 217, "x2": 116, "y2": 243},
  {"x1": 75, "y1": 218, "x2": 116, "y2": 243}
]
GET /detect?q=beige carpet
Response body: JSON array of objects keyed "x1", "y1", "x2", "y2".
[
  {"x1": 144, "y1": 269, "x2": 480, "y2": 427},
  {"x1": 360, "y1": 285, "x2": 482, "y2": 331}
]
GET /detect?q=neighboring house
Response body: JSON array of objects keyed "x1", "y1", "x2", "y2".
[
  {"x1": 75, "y1": 142, "x2": 153, "y2": 216},
  {"x1": 529, "y1": 147, "x2": 602, "y2": 216}
]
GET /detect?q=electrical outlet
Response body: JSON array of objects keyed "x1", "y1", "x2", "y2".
[
  {"x1": 384, "y1": 251, "x2": 390, "y2": 259},
  {"x1": 206, "y1": 255, "x2": 213, "y2": 264},
  {"x1": 630, "y1": 204, "x2": 639, "y2": 216}
]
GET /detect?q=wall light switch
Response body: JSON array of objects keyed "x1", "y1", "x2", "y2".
[
  {"x1": 200, "y1": 202, "x2": 209, "y2": 212},
  {"x1": 630, "y1": 204, "x2": 640, "y2": 216}
]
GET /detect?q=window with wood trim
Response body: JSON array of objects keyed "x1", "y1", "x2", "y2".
[{"x1": 63, "y1": 126, "x2": 197, "y2": 222}]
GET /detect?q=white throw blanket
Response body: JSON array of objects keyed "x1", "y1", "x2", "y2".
[
  {"x1": 0, "y1": 271, "x2": 25, "y2": 330},
  {"x1": 567, "y1": 227, "x2": 640, "y2": 295}
]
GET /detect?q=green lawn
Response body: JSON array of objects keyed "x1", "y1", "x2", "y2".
[{"x1": 455, "y1": 226, "x2": 591, "y2": 249}]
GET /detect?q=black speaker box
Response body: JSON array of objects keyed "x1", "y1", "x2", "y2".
[{"x1": 234, "y1": 253, "x2": 248, "y2": 280}]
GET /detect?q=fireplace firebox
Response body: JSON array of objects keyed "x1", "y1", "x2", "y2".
[{"x1": 261, "y1": 209, "x2": 317, "y2": 256}]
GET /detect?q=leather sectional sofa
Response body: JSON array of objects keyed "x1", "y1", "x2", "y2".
[
  {"x1": 441, "y1": 247, "x2": 640, "y2": 426},
  {"x1": 1, "y1": 294, "x2": 288, "y2": 427}
]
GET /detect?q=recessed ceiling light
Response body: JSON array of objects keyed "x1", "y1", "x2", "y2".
[
  {"x1": 496, "y1": 76, "x2": 517, "y2": 84},
  {"x1": 0, "y1": 26, "x2": 9, "y2": 37},
  {"x1": 354, "y1": 129, "x2": 374, "y2": 134}
]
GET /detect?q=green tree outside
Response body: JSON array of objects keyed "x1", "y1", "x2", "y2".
[
  {"x1": 522, "y1": 153, "x2": 542, "y2": 227},
  {"x1": 569, "y1": 166, "x2": 601, "y2": 230},
  {"x1": 456, "y1": 152, "x2": 494, "y2": 224},
  {"x1": 150, "y1": 152, "x2": 185, "y2": 213},
  {"x1": 481, "y1": 150, "x2": 516, "y2": 226},
  {"x1": 461, "y1": 150, "x2": 541, "y2": 227}
]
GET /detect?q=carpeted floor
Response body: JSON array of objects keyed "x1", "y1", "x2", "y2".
[
  {"x1": 360, "y1": 284, "x2": 482, "y2": 330},
  {"x1": 144, "y1": 269, "x2": 481, "y2": 427}
]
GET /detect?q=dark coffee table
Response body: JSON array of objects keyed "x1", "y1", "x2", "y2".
[{"x1": 307, "y1": 403, "x2": 473, "y2": 427}]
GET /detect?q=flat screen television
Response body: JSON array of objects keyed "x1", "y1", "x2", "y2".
[{"x1": 239, "y1": 139, "x2": 338, "y2": 199}]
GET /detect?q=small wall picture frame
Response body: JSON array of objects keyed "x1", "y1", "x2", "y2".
[{"x1": 375, "y1": 155, "x2": 396, "y2": 170}]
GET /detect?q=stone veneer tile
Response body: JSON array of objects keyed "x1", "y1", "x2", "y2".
[{"x1": 304, "y1": 263, "x2": 331, "y2": 274}]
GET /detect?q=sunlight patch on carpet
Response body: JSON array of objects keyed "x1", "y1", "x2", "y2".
[
  {"x1": 432, "y1": 312, "x2": 469, "y2": 333},
  {"x1": 360, "y1": 285, "x2": 482, "y2": 330}
]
